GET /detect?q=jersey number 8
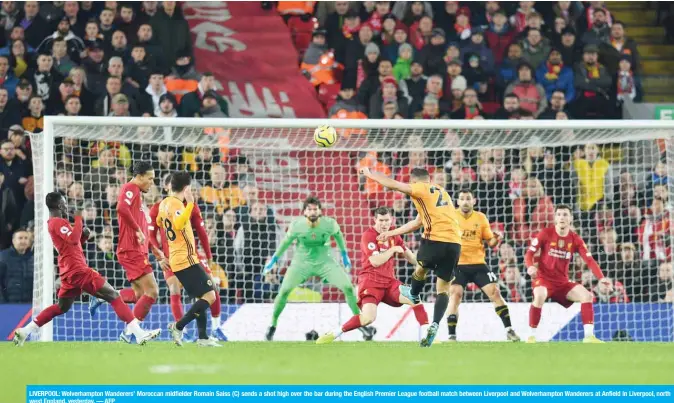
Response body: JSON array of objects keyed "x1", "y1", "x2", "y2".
[
  {"x1": 163, "y1": 218, "x2": 176, "y2": 241},
  {"x1": 429, "y1": 186, "x2": 449, "y2": 207}
]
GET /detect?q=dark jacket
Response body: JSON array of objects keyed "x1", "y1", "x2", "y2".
[
  {"x1": 14, "y1": 13, "x2": 49, "y2": 49},
  {"x1": 0, "y1": 102, "x2": 21, "y2": 140},
  {"x1": 599, "y1": 38, "x2": 641, "y2": 77},
  {"x1": 0, "y1": 246, "x2": 34, "y2": 303},
  {"x1": 150, "y1": 8, "x2": 192, "y2": 68},
  {"x1": 0, "y1": 186, "x2": 18, "y2": 250},
  {"x1": 27, "y1": 68, "x2": 64, "y2": 103},
  {"x1": 574, "y1": 63, "x2": 612, "y2": 99},
  {"x1": 180, "y1": 86, "x2": 229, "y2": 118},
  {"x1": 81, "y1": 58, "x2": 107, "y2": 97},
  {"x1": 404, "y1": 75, "x2": 428, "y2": 114},
  {"x1": 419, "y1": 43, "x2": 447, "y2": 77},
  {"x1": 368, "y1": 91, "x2": 409, "y2": 119}
]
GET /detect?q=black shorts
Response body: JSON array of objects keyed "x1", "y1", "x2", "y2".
[
  {"x1": 453, "y1": 264, "x2": 498, "y2": 289},
  {"x1": 416, "y1": 238, "x2": 461, "y2": 282},
  {"x1": 174, "y1": 264, "x2": 213, "y2": 299}
]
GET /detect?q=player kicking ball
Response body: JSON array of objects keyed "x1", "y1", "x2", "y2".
[
  {"x1": 446, "y1": 189, "x2": 519, "y2": 342},
  {"x1": 263, "y1": 197, "x2": 375, "y2": 341},
  {"x1": 13, "y1": 193, "x2": 161, "y2": 346},
  {"x1": 525, "y1": 204, "x2": 608, "y2": 343},
  {"x1": 317, "y1": 207, "x2": 429, "y2": 344},
  {"x1": 160, "y1": 172, "x2": 221, "y2": 347},
  {"x1": 361, "y1": 167, "x2": 462, "y2": 347}
]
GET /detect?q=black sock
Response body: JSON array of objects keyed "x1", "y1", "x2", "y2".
[
  {"x1": 196, "y1": 308, "x2": 208, "y2": 339},
  {"x1": 495, "y1": 305, "x2": 512, "y2": 329},
  {"x1": 176, "y1": 299, "x2": 210, "y2": 331},
  {"x1": 410, "y1": 273, "x2": 426, "y2": 296},
  {"x1": 433, "y1": 293, "x2": 449, "y2": 324},
  {"x1": 447, "y1": 314, "x2": 458, "y2": 336}
]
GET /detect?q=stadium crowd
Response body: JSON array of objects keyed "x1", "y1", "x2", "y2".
[{"x1": 0, "y1": 1, "x2": 672, "y2": 308}]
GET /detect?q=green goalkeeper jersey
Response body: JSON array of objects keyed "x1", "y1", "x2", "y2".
[{"x1": 273, "y1": 217, "x2": 346, "y2": 264}]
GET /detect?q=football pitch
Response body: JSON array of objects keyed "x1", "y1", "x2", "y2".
[{"x1": 2, "y1": 342, "x2": 674, "y2": 401}]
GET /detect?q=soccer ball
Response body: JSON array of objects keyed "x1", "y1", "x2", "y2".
[{"x1": 314, "y1": 125, "x2": 338, "y2": 148}]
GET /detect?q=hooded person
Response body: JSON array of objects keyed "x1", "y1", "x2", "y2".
[{"x1": 199, "y1": 90, "x2": 227, "y2": 118}]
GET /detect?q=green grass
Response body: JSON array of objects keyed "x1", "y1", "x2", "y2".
[{"x1": 2, "y1": 342, "x2": 674, "y2": 401}]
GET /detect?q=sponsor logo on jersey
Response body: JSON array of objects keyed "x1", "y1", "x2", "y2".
[{"x1": 559, "y1": 240, "x2": 565, "y2": 248}]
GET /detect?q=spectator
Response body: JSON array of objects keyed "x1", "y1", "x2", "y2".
[
  {"x1": 592, "y1": 277, "x2": 629, "y2": 303},
  {"x1": 601, "y1": 21, "x2": 640, "y2": 78},
  {"x1": 650, "y1": 261, "x2": 673, "y2": 302},
  {"x1": 485, "y1": 9, "x2": 516, "y2": 66},
  {"x1": 573, "y1": 143, "x2": 613, "y2": 244},
  {"x1": 138, "y1": 1, "x2": 160, "y2": 25},
  {"x1": 62, "y1": 1, "x2": 85, "y2": 38},
  {"x1": 462, "y1": 54, "x2": 489, "y2": 98},
  {"x1": 28, "y1": 53, "x2": 63, "y2": 103},
  {"x1": 549, "y1": 16, "x2": 568, "y2": 46},
  {"x1": 462, "y1": 28, "x2": 495, "y2": 74},
  {"x1": 409, "y1": 15, "x2": 433, "y2": 51},
  {"x1": 382, "y1": 23, "x2": 409, "y2": 64},
  {"x1": 325, "y1": 2, "x2": 351, "y2": 58},
  {"x1": 552, "y1": 1, "x2": 580, "y2": 30},
  {"x1": 497, "y1": 43, "x2": 523, "y2": 93},
  {"x1": 67, "y1": 66, "x2": 95, "y2": 115},
  {"x1": 136, "y1": 23, "x2": 166, "y2": 73},
  {"x1": 95, "y1": 76, "x2": 138, "y2": 116},
  {"x1": 613, "y1": 243, "x2": 646, "y2": 301},
  {"x1": 16, "y1": 2, "x2": 49, "y2": 50},
  {"x1": 83, "y1": 19, "x2": 106, "y2": 50},
  {"x1": 638, "y1": 198, "x2": 671, "y2": 262},
  {"x1": 51, "y1": 37, "x2": 77, "y2": 77},
  {"x1": 179, "y1": 72, "x2": 227, "y2": 118},
  {"x1": 0, "y1": 26, "x2": 34, "y2": 56},
  {"x1": 46, "y1": 77, "x2": 77, "y2": 115},
  {"x1": 98, "y1": 8, "x2": 116, "y2": 44},
  {"x1": 539, "y1": 89, "x2": 569, "y2": 119},
  {"x1": 452, "y1": 7, "x2": 472, "y2": 43},
  {"x1": 126, "y1": 44, "x2": 154, "y2": 91},
  {"x1": 393, "y1": 43, "x2": 413, "y2": 82},
  {"x1": 475, "y1": 161, "x2": 508, "y2": 223},
  {"x1": 520, "y1": 28, "x2": 550, "y2": 70},
  {"x1": 500, "y1": 263, "x2": 527, "y2": 302},
  {"x1": 144, "y1": 70, "x2": 166, "y2": 115},
  {"x1": 9, "y1": 39, "x2": 31, "y2": 79},
  {"x1": 0, "y1": 88, "x2": 20, "y2": 138},
  {"x1": 581, "y1": 7, "x2": 611, "y2": 46},
  {"x1": 536, "y1": 48, "x2": 575, "y2": 103},
  {"x1": 164, "y1": 52, "x2": 199, "y2": 103},
  {"x1": 368, "y1": 76, "x2": 408, "y2": 119},
  {"x1": 597, "y1": 228, "x2": 620, "y2": 274},
  {"x1": 0, "y1": 3, "x2": 20, "y2": 39},
  {"x1": 416, "y1": 94, "x2": 442, "y2": 119},
  {"x1": 0, "y1": 171, "x2": 18, "y2": 249},
  {"x1": 0, "y1": 228, "x2": 33, "y2": 302},
  {"x1": 505, "y1": 62, "x2": 547, "y2": 117},
  {"x1": 582, "y1": 2, "x2": 613, "y2": 31},
  {"x1": 155, "y1": 92, "x2": 177, "y2": 118},
  {"x1": 62, "y1": 94, "x2": 81, "y2": 116},
  {"x1": 108, "y1": 30, "x2": 129, "y2": 62},
  {"x1": 200, "y1": 90, "x2": 227, "y2": 118},
  {"x1": 450, "y1": 88, "x2": 485, "y2": 119},
  {"x1": 150, "y1": 1, "x2": 192, "y2": 72},
  {"x1": 328, "y1": 85, "x2": 367, "y2": 119},
  {"x1": 201, "y1": 164, "x2": 244, "y2": 214},
  {"x1": 36, "y1": 16, "x2": 85, "y2": 61},
  {"x1": 0, "y1": 55, "x2": 17, "y2": 96},
  {"x1": 66, "y1": 181, "x2": 85, "y2": 213},
  {"x1": 616, "y1": 55, "x2": 637, "y2": 103},
  {"x1": 535, "y1": 148, "x2": 575, "y2": 206},
  {"x1": 394, "y1": 1, "x2": 432, "y2": 27},
  {"x1": 612, "y1": 174, "x2": 641, "y2": 245},
  {"x1": 0, "y1": 139, "x2": 28, "y2": 202},
  {"x1": 87, "y1": 234, "x2": 124, "y2": 289},
  {"x1": 559, "y1": 27, "x2": 580, "y2": 67},
  {"x1": 117, "y1": 4, "x2": 139, "y2": 45},
  {"x1": 573, "y1": 44, "x2": 613, "y2": 119},
  {"x1": 510, "y1": 1, "x2": 537, "y2": 34},
  {"x1": 518, "y1": 11, "x2": 550, "y2": 43},
  {"x1": 434, "y1": 1, "x2": 458, "y2": 35},
  {"x1": 493, "y1": 93, "x2": 521, "y2": 119},
  {"x1": 512, "y1": 177, "x2": 554, "y2": 244},
  {"x1": 238, "y1": 201, "x2": 276, "y2": 302},
  {"x1": 403, "y1": 61, "x2": 426, "y2": 114},
  {"x1": 418, "y1": 28, "x2": 448, "y2": 78},
  {"x1": 21, "y1": 95, "x2": 44, "y2": 133},
  {"x1": 108, "y1": 93, "x2": 131, "y2": 117},
  {"x1": 80, "y1": 43, "x2": 107, "y2": 96}
]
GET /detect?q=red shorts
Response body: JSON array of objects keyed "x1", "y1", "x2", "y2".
[
  {"x1": 357, "y1": 278, "x2": 403, "y2": 308},
  {"x1": 533, "y1": 278, "x2": 580, "y2": 308},
  {"x1": 118, "y1": 251, "x2": 153, "y2": 282},
  {"x1": 163, "y1": 261, "x2": 211, "y2": 281},
  {"x1": 58, "y1": 269, "x2": 106, "y2": 299}
]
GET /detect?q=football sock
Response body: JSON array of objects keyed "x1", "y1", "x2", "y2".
[
  {"x1": 581, "y1": 302, "x2": 594, "y2": 336},
  {"x1": 447, "y1": 314, "x2": 458, "y2": 336},
  {"x1": 432, "y1": 292, "x2": 449, "y2": 324},
  {"x1": 495, "y1": 305, "x2": 512, "y2": 329},
  {"x1": 529, "y1": 305, "x2": 542, "y2": 334},
  {"x1": 210, "y1": 296, "x2": 221, "y2": 318},
  {"x1": 410, "y1": 273, "x2": 426, "y2": 297},
  {"x1": 176, "y1": 299, "x2": 210, "y2": 331},
  {"x1": 412, "y1": 304, "x2": 429, "y2": 325},
  {"x1": 338, "y1": 315, "x2": 362, "y2": 336},
  {"x1": 24, "y1": 321, "x2": 40, "y2": 333},
  {"x1": 126, "y1": 318, "x2": 145, "y2": 337},
  {"x1": 133, "y1": 295, "x2": 156, "y2": 321},
  {"x1": 196, "y1": 309, "x2": 208, "y2": 340},
  {"x1": 110, "y1": 297, "x2": 135, "y2": 323},
  {"x1": 169, "y1": 294, "x2": 183, "y2": 321},
  {"x1": 119, "y1": 288, "x2": 138, "y2": 303},
  {"x1": 34, "y1": 304, "x2": 64, "y2": 327}
]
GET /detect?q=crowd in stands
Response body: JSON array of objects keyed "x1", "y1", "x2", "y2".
[{"x1": 0, "y1": 2, "x2": 672, "y2": 308}]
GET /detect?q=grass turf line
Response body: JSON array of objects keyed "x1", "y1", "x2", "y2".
[{"x1": 2, "y1": 342, "x2": 673, "y2": 401}]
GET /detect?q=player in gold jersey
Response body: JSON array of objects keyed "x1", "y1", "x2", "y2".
[
  {"x1": 448, "y1": 189, "x2": 520, "y2": 342},
  {"x1": 360, "y1": 167, "x2": 461, "y2": 347},
  {"x1": 159, "y1": 172, "x2": 219, "y2": 347}
]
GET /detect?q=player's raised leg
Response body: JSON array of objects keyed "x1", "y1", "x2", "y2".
[
  {"x1": 565, "y1": 285, "x2": 604, "y2": 343},
  {"x1": 14, "y1": 298, "x2": 74, "y2": 346}
]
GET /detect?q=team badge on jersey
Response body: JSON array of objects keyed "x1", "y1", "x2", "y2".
[{"x1": 368, "y1": 242, "x2": 376, "y2": 250}]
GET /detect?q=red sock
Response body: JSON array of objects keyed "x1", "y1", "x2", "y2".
[
  {"x1": 170, "y1": 294, "x2": 183, "y2": 321},
  {"x1": 529, "y1": 305, "x2": 542, "y2": 328},
  {"x1": 132, "y1": 295, "x2": 156, "y2": 321},
  {"x1": 210, "y1": 298, "x2": 221, "y2": 317},
  {"x1": 341, "y1": 315, "x2": 362, "y2": 333},
  {"x1": 581, "y1": 302, "x2": 594, "y2": 325},
  {"x1": 34, "y1": 304, "x2": 64, "y2": 327},
  {"x1": 110, "y1": 297, "x2": 135, "y2": 323},
  {"x1": 412, "y1": 304, "x2": 429, "y2": 325},
  {"x1": 119, "y1": 288, "x2": 138, "y2": 303}
]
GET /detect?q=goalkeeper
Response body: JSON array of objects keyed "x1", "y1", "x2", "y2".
[{"x1": 263, "y1": 196, "x2": 374, "y2": 341}]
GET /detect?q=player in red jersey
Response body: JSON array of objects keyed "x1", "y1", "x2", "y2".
[
  {"x1": 13, "y1": 192, "x2": 160, "y2": 346},
  {"x1": 525, "y1": 204, "x2": 611, "y2": 343},
  {"x1": 316, "y1": 207, "x2": 429, "y2": 343},
  {"x1": 115, "y1": 161, "x2": 158, "y2": 341},
  {"x1": 148, "y1": 174, "x2": 226, "y2": 341}
]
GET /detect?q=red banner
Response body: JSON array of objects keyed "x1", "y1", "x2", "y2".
[{"x1": 184, "y1": 2, "x2": 326, "y2": 118}]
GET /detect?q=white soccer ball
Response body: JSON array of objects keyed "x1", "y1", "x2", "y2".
[{"x1": 314, "y1": 125, "x2": 338, "y2": 148}]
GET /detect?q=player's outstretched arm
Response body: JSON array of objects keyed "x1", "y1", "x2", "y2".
[
  {"x1": 575, "y1": 237, "x2": 607, "y2": 281},
  {"x1": 264, "y1": 222, "x2": 298, "y2": 273},
  {"x1": 331, "y1": 221, "x2": 351, "y2": 270},
  {"x1": 67, "y1": 216, "x2": 85, "y2": 246},
  {"x1": 191, "y1": 204, "x2": 213, "y2": 262},
  {"x1": 379, "y1": 216, "x2": 423, "y2": 241},
  {"x1": 359, "y1": 167, "x2": 413, "y2": 195}
]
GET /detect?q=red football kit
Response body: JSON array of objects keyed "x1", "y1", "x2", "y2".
[
  {"x1": 116, "y1": 182, "x2": 152, "y2": 281},
  {"x1": 48, "y1": 216, "x2": 105, "y2": 298},
  {"x1": 358, "y1": 227, "x2": 407, "y2": 307},
  {"x1": 149, "y1": 200, "x2": 213, "y2": 279},
  {"x1": 525, "y1": 226, "x2": 604, "y2": 307}
]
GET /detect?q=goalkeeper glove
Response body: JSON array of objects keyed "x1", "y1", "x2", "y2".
[
  {"x1": 341, "y1": 251, "x2": 352, "y2": 272},
  {"x1": 263, "y1": 256, "x2": 278, "y2": 275}
]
